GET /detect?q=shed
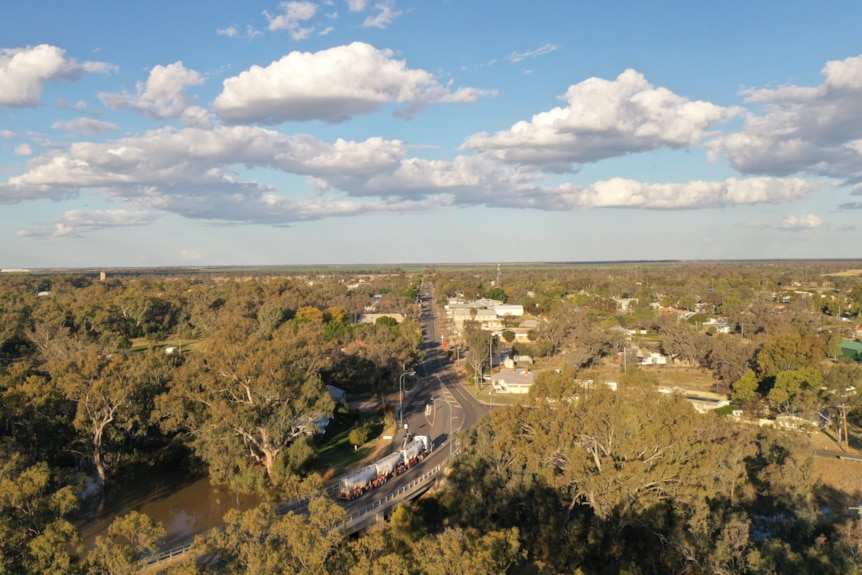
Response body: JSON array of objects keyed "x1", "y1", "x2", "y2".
[{"x1": 841, "y1": 340, "x2": 862, "y2": 362}]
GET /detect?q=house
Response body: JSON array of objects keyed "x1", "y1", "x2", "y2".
[
  {"x1": 640, "y1": 352, "x2": 668, "y2": 366},
  {"x1": 494, "y1": 304, "x2": 524, "y2": 318},
  {"x1": 451, "y1": 307, "x2": 501, "y2": 331},
  {"x1": 490, "y1": 368, "x2": 535, "y2": 394}
]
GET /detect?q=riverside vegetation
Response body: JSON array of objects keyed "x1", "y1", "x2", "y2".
[{"x1": 1, "y1": 261, "x2": 862, "y2": 573}]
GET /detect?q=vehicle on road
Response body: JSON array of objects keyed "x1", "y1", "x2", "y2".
[{"x1": 338, "y1": 435, "x2": 432, "y2": 500}]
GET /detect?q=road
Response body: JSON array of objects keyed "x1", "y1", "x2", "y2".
[
  {"x1": 341, "y1": 279, "x2": 487, "y2": 514},
  {"x1": 140, "y1": 280, "x2": 488, "y2": 569}
]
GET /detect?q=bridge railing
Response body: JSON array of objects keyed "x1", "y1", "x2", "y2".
[{"x1": 139, "y1": 446, "x2": 457, "y2": 570}]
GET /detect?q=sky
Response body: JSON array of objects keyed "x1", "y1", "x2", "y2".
[{"x1": 2, "y1": 1, "x2": 862, "y2": 268}]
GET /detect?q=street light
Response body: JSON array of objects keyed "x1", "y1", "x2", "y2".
[{"x1": 399, "y1": 370, "x2": 416, "y2": 429}]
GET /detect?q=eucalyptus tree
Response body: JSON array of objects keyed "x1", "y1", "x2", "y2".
[
  {"x1": 155, "y1": 316, "x2": 335, "y2": 488},
  {"x1": 51, "y1": 348, "x2": 159, "y2": 486}
]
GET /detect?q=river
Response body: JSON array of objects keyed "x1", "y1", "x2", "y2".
[{"x1": 76, "y1": 470, "x2": 262, "y2": 549}]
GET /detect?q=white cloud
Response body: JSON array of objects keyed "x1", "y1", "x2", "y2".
[
  {"x1": 507, "y1": 43, "x2": 559, "y2": 64},
  {"x1": 14, "y1": 144, "x2": 33, "y2": 156},
  {"x1": 17, "y1": 209, "x2": 159, "y2": 238},
  {"x1": 180, "y1": 106, "x2": 214, "y2": 129},
  {"x1": 346, "y1": 0, "x2": 369, "y2": 10},
  {"x1": 57, "y1": 97, "x2": 88, "y2": 111},
  {"x1": 709, "y1": 54, "x2": 862, "y2": 186},
  {"x1": 743, "y1": 213, "x2": 823, "y2": 231},
  {"x1": 99, "y1": 61, "x2": 204, "y2": 119},
  {"x1": 362, "y1": 3, "x2": 403, "y2": 29},
  {"x1": 0, "y1": 130, "x2": 15, "y2": 139},
  {"x1": 217, "y1": 24, "x2": 262, "y2": 40},
  {"x1": 0, "y1": 125, "x2": 412, "y2": 219},
  {"x1": 213, "y1": 42, "x2": 493, "y2": 124},
  {"x1": 0, "y1": 44, "x2": 114, "y2": 107},
  {"x1": 462, "y1": 68, "x2": 739, "y2": 170},
  {"x1": 264, "y1": 1, "x2": 317, "y2": 40},
  {"x1": 0, "y1": 119, "x2": 825, "y2": 227},
  {"x1": 531, "y1": 177, "x2": 820, "y2": 211},
  {"x1": 52, "y1": 118, "x2": 117, "y2": 135}
]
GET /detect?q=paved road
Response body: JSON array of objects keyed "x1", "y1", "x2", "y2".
[
  {"x1": 140, "y1": 281, "x2": 488, "y2": 569},
  {"x1": 815, "y1": 449, "x2": 862, "y2": 462},
  {"x1": 342, "y1": 280, "x2": 487, "y2": 513}
]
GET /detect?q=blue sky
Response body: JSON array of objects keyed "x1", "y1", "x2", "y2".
[{"x1": 2, "y1": 1, "x2": 862, "y2": 268}]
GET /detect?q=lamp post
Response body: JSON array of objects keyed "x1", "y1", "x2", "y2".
[{"x1": 399, "y1": 370, "x2": 416, "y2": 429}]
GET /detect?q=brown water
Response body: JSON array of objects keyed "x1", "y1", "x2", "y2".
[{"x1": 77, "y1": 471, "x2": 262, "y2": 549}]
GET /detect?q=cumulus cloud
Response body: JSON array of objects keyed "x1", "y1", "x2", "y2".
[
  {"x1": 0, "y1": 44, "x2": 115, "y2": 107},
  {"x1": 264, "y1": 1, "x2": 317, "y2": 40},
  {"x1": 462, "y1": 68, "x2": 739, "y2": 170},
  {"x1": 0, "y1": 117, "x2": 825, "y2": 227},
  {"x1": 709, "y1": 54, "x2": 862, "y2": 186},
  {"x1": 213, "y1": 42, "x2": 494, "y2": 124},
  {"x1": 508, "y1": 43, "x2": 559, "y2": 63},
  {"x1": 99, "y1": 61, "x2": 204, "y2": 119},
  {"x1": 533, "y1": 177, "x2": 820, "y2": 211},
  {"x1": 0, "y1": 130, "x2": 16, "y2": 139},
  {"x1": 0, "y1": 124, "x2": 414, "y2": 220},
  {"x1": 742, "y1": 213, "x2": 823, "y2": 231},
  {"x1": 16, "y1": 209, "x2": 158, "y2": 238},
  {"x1": 15, "y1": 144, "x2": 33, "y2": 156},
  {"x1": 52, "y1": 118, "x2": 117, "y2": 135}
]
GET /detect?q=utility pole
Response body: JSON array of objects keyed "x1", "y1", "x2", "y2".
[{"x1": 841, "y1": 403, "x2": 849, "y2": 450}]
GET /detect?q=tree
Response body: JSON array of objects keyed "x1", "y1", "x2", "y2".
[
  {"x1": 52, "y1": 348, "x2": 153, "y2": 486},
  {"x1": 756, "y1": 334, "x2": 821, "y2": 382},
  {"x1": 821, "y1": 363, "x2": 862, "y2": 447},
  {"x1": 203, "y1": 497, "x2": 347, "y2": 575},
  {"x1": 156, "y1": 317, "x2": 334, "y2": 487},
  {"x1": 0, "y1": 445, "x2": 79, "y2": 575},
  {"x1": 87, "y1": 511, "x2": 166, "y2": 575},
  {"x1": 731, "y1": 369, "x2": 761, "y2": 412},
  {"x1": 767, "y1": 367, "x2": 822, "y2": 417}
]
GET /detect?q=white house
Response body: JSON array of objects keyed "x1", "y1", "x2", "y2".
[
  {"x1": 490, "y1": 368, "x2": 535, "y2": 394},
  {"x1": 452, "y1": 307, "x2": 501, "y2": 331},
  {"x1": 640, "y1": 352, "x2": 668, "y2": 365},
  {"x1": 494, "y1": 304, "x2": 524, "y2": 318}
]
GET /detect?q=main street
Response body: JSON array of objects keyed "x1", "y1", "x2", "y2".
[
  {"x1": 141, "y1": 281, "x2": 488, "y2": 570},
  {"x1": 340, "y1": 280, "x2": 488, "y2": 514}
]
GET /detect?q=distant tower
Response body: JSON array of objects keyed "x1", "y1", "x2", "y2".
[
  {"x1": 100, "y1": 271, "x2": 107, "y2": 282},
  {"x1": 496, "y1": 263, "x2": 501, "y2": 287}
]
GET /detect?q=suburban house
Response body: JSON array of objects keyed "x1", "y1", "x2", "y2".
[
  {"x1": 640, "y1": 351, "x2": 668, "y2": 365},
  {"x1": 494, "y1": 304, "x2": 525, "y2": 318},
  {"x1": 451, "y1": 307, "x2": 501, "y2": 331},
  {"x1": 490, "y1": 368, "x2": 535, "y2": 394}
]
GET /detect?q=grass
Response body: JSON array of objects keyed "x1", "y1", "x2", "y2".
[
  {"x1": 313, "y1": 412, "x2": 391, "y2": 475},
  {"x1": 128, "y1": 337, "x2": 206, "y2": 353}
]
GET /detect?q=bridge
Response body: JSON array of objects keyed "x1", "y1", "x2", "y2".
[{"x1": 139, "y1": 451, "x2": 453, "y2": 571}]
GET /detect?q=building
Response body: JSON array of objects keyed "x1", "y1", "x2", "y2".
[
  {"x1": 841, "y1": 340, "x2": 862, "y2": 362},
  {"x1": 490, "y1": 368, "x2": 535, "y2": 394},
  {"x1": 356, "y1": 313, "x2": 405, "y2": 324}
]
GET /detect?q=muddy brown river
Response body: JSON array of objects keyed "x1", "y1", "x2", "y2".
[{"x1": 77, "y1": 471, "x2": 262, "y2": 549}]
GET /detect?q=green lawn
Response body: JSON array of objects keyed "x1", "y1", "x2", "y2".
[
  {"x1": 313, "y1": 412, "x2": 389, "y2": 474},
  {"x1": 128, "y1": 337, "x2": 206, "y2": 353}
]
